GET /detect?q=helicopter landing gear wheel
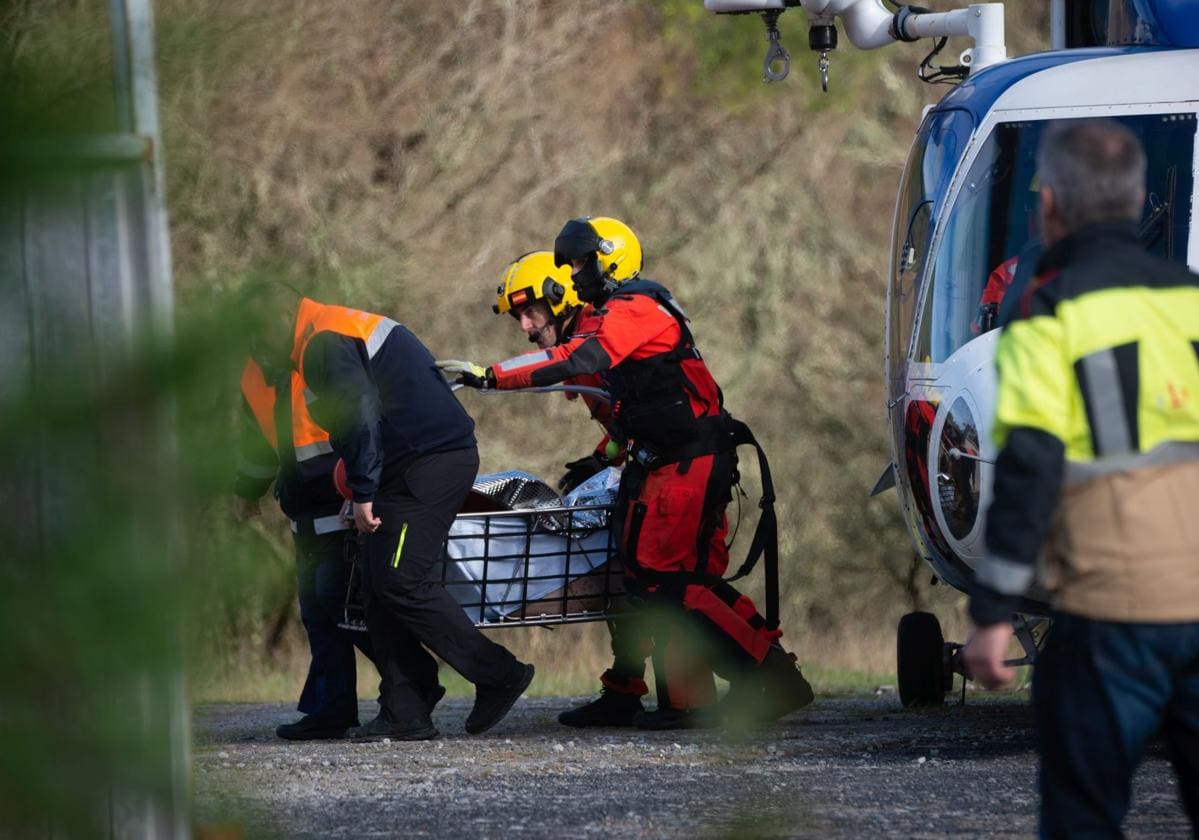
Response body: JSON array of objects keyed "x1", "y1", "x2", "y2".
[{"x1": 898, "y1": 611, "x2": 946, "y2": 708}]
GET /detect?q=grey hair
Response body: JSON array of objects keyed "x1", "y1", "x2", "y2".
[{"x1": 1036, "y1": 119, "x2": 1146, "y2": 232}]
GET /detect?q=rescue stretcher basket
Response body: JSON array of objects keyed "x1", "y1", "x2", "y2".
[{"x1": 340, "y1": 501, "x2": 627, "y2": 631}]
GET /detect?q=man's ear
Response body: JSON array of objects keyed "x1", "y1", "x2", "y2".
[
  {"x1": 1039, "y1": 184, "x2": 1064, "y2": 245},
  {"x1": 1038, "y1": 184, "x2": 1055, "y2": 219}
]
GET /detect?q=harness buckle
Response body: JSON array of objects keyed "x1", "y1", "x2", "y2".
[{"x1": 632, "y1": 444, "x2": 664, "y2": 472}]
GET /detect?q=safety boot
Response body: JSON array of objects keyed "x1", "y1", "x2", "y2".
[
  {"x1": 634, "y1": 705, "x2": 718, "y2": 731},
  {"x1": 347, "y1": 712, "x2": 438, "y2": 742},
  {"x1": 558, "y1": 690, "x2": 644, "y2": 727},
  {"x1": 465, "y1": 662, "x2": 535, "y2": 735},
  {"x1": 275, "y1": 713, "x2": 358, "y2": 741},
  {"x1": 720, "y1": 647, "x2": 815, "y2": 728},
  {"x1": 758, "y1": 646, "x2": 815, "y2": 720}
]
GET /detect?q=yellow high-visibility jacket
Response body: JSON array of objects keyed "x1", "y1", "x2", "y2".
[{"x1": 972, "y1": 221, "x2": 1199, "y2": 624}]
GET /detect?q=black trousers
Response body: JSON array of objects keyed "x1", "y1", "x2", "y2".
[
  {"x1": 360, "y1": 447, "x2": 518, "y2": 719},
  {"x1": 294, "y1": 530, "x2": 376, "y2": 722}
]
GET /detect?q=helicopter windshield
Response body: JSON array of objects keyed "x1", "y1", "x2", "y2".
[
  {"x1": 888, "y1": 109, "x2": 971, "y2": 371},
  {"x1": 915, "y1": 112, "x2": 1197, "y2": 364}
]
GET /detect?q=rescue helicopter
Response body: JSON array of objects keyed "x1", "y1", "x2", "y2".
[{"x1": 702, "y1": 0, "x2": 1199, "y2": 706}]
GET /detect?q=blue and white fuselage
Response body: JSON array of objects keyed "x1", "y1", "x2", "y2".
[{"x1": 886, "y1": 26, "x2": 1199, "y2": 612}]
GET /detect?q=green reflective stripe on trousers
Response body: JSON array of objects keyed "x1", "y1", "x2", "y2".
[{"x1": 392, "y1": 522, "x2": 408, "y2": 568}]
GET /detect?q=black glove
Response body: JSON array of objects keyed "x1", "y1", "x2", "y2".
[
  {"x1": 557, "y1": 453, "x2": 607, "y2": 494},
  {"x1": 458, "y1": 366, "x2": 494, "y2": 390},
  {"x1": 434, "y1": 360, "x2": 494, "y2": 390}
]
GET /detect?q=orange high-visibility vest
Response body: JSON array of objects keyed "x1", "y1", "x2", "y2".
[
  {"x1": 239, "y1": 357, "x2": 333, "y2": 463},
  {"x1": 290, "y1": 297, "x2": 399, "y2": 381}
]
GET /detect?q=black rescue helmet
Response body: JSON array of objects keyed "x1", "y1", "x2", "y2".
[{"x1": 554, "y1": 218, "x2": 603, "y2": 268}]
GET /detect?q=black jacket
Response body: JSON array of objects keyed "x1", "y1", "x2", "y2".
[{"x1": 301, "y1": 323, "x2": 476, "y2": 502}]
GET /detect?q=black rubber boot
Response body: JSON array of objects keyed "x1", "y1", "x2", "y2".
[
  {"x1": 758, "y1": 646, "x2": 815, "y2": 720},
  {"x1": 634, "y1": 705, "x2": 717, "y2": 731},
  {"x1": 558, "y1": 690, "x2": 645, "y2": 727},
  {"x1": 720, "y1": 647, "x2": 815, "y2": 728}
]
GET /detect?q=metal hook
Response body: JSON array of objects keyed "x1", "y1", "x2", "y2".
[
  {"x1": 818, "y1": 50, "x2": 830, "y2": 93},
  {"x1": 761, "y1": 11, "x2": 790, "y2": 83}
]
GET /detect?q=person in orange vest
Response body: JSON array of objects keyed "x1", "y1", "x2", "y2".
[
  {"x1": 235, "y1": 355, "x2": 382, "y2": 740},
  {"x1": 246, "y1": 284, "x2": 534, "y2": 740},
  {"x1": 443, "y1": 218, "x2": 813, "y2": 729}
]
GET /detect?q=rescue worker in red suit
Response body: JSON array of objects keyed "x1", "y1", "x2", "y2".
[
  {"x1": 491, "y1": 250, "x2": 707, "y2": 726},
  {"x1": 235, "y1": 356, "x2": 381, "y2": 740},
  {"x1": 443, "y1": 217, "x2": 814, "y2": 729}
]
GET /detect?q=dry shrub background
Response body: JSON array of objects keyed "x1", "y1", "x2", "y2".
[{"x1": 158, "y1": 0, "x2": 1048, "y2": 694}]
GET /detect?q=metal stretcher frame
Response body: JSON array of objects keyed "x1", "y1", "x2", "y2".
[{"x1": 340, "y1": 501, "x2": 627, "y2": 631}]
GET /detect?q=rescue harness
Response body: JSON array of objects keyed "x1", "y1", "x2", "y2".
[{"x1": 604, "y1": 280, "x2": 782, "y2": 629}]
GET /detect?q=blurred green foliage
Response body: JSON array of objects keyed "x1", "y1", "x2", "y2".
[
  {"x1": 0, "y1": 3, "x2": 1057, "y2": 831},
  {"x1": 0, "y1": 0, "x2": 116, "y2": 134}
]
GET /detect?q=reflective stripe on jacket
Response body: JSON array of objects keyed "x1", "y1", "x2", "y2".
[{"x1": 491, "y1": 280, "x2": 724, "y2": 451}]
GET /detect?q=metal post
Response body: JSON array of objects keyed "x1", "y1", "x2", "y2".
[
  {"x1": 106, "y1": 1, "x2": 190, "y2": 835},
  {"x1": 1050, "y1": 0, "x2": 1066, "y2": 50}
]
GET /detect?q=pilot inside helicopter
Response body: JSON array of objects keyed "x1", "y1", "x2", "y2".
[{"x1": 971, "y1": 171, "x2": 1043, "y2": 336}]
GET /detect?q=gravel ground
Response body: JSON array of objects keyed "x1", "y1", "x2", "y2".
[{"x1": 193, "y1": 694, "x2": 1191, "y2": 838}]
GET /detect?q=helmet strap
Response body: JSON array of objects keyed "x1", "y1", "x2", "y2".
[{"x1": 556, "y1": 306, "x2": 584, "y2": 344}]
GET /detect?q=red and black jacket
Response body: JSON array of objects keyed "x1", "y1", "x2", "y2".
[{"x1": 492, "y1": 280, "x2": 725, "y2": 458}]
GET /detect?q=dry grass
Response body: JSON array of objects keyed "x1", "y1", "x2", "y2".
[{"x1": 158, "y1": 0, "x2": 1049, "y2": 688}]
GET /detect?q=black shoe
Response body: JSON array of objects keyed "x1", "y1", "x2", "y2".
[
  {"x1": 465, "y1": 662, "x2": 535, "y2": 735},
  {"x1": 558, "y1": 690, "x2": 644, "y2": 727},
  {"x1": 275, "y1": 714, "x2": 358, "y2": 741},
  {"x1": 347, "y1": 713, "x2": 438, "y2": 742},
  {"x1": 634, "y1": 705, "x2": 717, "y2": 731}
]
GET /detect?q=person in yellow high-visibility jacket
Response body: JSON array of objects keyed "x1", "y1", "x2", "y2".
[{"x1": 963, "y1": 119, "x2": 1199, "y2": 837}]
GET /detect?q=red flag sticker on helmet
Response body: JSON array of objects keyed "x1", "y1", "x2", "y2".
[{"x1": 511, "y1": 290, "x2": 528, "y2": 306}]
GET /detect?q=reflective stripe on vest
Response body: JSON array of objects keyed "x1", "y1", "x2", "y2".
[
  {"x1": 292, "y1": 299, "x2": 401, "y2": 383},
  {"x1": 365, "y1": 317, "x2": 398, "y2": 359},
  {"x1": 290, "y1": 513, "x2": 350, "y2": 535},
  {"x1": 294, "y1": 439, "x2": 335, "y2": 461}
]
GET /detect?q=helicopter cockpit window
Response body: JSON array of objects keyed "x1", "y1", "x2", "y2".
[
  {"x1": 915, "y1": 112, "x2": 1196, "y2": 364},
  {"x1": 889, "y1": 109, "x2": 967, "y2": 367}
]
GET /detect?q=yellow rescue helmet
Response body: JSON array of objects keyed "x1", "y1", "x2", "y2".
[{"x1": 492, "y1": 250, "x2": 580, "y2": 318}]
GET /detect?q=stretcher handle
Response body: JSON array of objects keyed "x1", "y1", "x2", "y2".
[{"x1": 449, "y1": 382, "x2": 611, "y2": 403}]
